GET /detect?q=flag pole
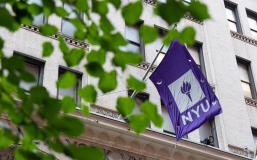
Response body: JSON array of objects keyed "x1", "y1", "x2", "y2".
[
  {"x1": 130, "y1": 24, "x2": 177, "y2": 98},
  {"x1": 130, "y1": 44, "x2": 164, "y2": 98}
]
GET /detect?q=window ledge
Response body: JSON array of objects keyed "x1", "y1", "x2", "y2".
[
  {"x1": 245, "y1": 97, "x2": 257, "y2": 107},
  {"x1": 21, "y1": 24, "x2": 90, "y2": 50},
  {"x1": 230, "y1": 31, "x2": 257, "y2": 47}
]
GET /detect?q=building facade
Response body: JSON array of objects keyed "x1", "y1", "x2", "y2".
[{"x1": 1, "y1": 0, "x2": 257, "y2": 159}]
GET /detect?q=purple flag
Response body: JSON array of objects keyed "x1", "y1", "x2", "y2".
[{"x1": 150, "y1": 40, "x2": 222, "y2": 140}]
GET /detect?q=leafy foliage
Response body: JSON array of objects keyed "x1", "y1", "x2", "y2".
[{"x1": 0, "y1": 0, "x2": 210, "y2": 159}]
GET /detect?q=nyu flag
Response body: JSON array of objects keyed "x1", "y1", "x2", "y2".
[{"x1": 150, "y1": 40, "x2": 222, "y2": 140}]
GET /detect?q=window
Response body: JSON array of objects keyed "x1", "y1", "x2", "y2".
[
  {"x1": 153, "y1": 27, "x2": 169, "y2": 65},
  {"x1": 57, "y1": 67, "x2": 82, "y2": 105},
  {"x1": 125, "y1": 23, "x2": 144, "y2": 54},
  {"x1": 161, "y1": 101, "x2": 175, "y2": 135},
  {"x1": 14, "y1": 53, "x2": 44, "y2": 91},
  {"x1": 252, "y1": 128, "x2": 257, "y2": 148},
  {"x1": 224, "y1": 1, "x2": 241, "y2": 33},
  {"x1": 247, "y1": 10, "x2": 257, "y2": 39},
  {"x1": 128, "y1": 90, "x2": 149, "y2": 114},
  {"x1": 199, "y1": 120, "x2": 219, "y2": 147},
  {"x1": 28, "y1": 0, "x2": 46, "y2": 26},
  {"x1": 61, "y1": 3, "x2": 78, "y2": 37},
  {"x1": 237, "y1": 58, "x2": 256, "y2": 99}
]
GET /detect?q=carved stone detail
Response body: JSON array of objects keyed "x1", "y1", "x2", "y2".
[
  {"x1": 21, "y1": 24, "x2": 89, "y2": 50},
  {"x1": 90, "y1": 105, "x2": 123, "y2": 120},
  {"x1": 230, "y1": 31, "x2": 257, "y2": 47},
  {"x1": 245, "y1": 97, "x2": 257, "y2": 107},
  {"x1": 228, "y1": 145, "x2": 254, "y2": 158},
  {"x1": 143, "y1": 0, "x2": 157, "y2": 5}
]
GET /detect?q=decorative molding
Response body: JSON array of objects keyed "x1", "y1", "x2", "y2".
[
  {"x1": 184, "y1": 14, "x2": 203, "y2": 25},
  {"x1": 228, "y1": 145, "x2": 254, "y2": 158},
  {"x1": 136, "y1": 62, "x2": 156, "y2": 72},
  {"x1": 143, "y1": 1, "x2": 203, "y2": 25},
  {"x1": 21, "y1": 24, "x2": 90, "y2": 50},
  {"x1": 143, "y1": 0, "x2": 157, "y2": 5},
  {"x1": 245, "y1": 97, "x2": 257, "y2": 107},
  {"x1": 230, "y1": 31, "x2": 257, "y2": 47},
  {"x1": 90, "y1": 105, "x2": 123, "y2": 121}
]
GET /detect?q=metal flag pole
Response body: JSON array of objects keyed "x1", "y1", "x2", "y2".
[
  {"x1": 130, "y1": 24, "x2": 177, "y2": 99},
  {"x1": 130, "y1": 44, "x2": 165, "y2": 98}
]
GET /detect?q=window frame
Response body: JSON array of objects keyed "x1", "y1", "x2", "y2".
[
  {"x1": 57, "y1": 66, "x2": 83, "y2": 105},
  {"x1": 246, "y1": 9, "x2": 257, "y2": 39},
  {"x1": 13, "y1": 51, "x2": 45, "y2": 91},
  {"x1": 236, "y1": 57, "x2": 257, "y2": 99},
  {"x1": 224, "y1": 1, "x2": 242, "y2": 33},
  {"x1": 125, "y1": 21, "x2": 145, "y2": 59}
]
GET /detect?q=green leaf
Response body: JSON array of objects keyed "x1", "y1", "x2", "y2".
[
  {"x1": 0, "y1": 129, "x2": 18, "y2": 149},
  {"x1": 28, "y1": 4, "x2": 43, "y2": 16},
  {"x1": 58, "y1": 37, "x2": 69, "y2": 54},
  {"x1": 63, "y1": 48, "x2": 85, "y2": 67},
  {"x1": 155, "y1": 0, "x2": 186, "y2": 24},
  {"x1": 55, "y1": 7, "x2": 69, "y2": 18},
  {"x1": 179, "y1": 27, "x2": 196, "y2": 45},
  {"x1": 112, "y1": 51, "x2": 143, "y2": 70},
  {"x1": 109, "y1": 0, "x2": 121, "y2": 9},
  {"x1": 0, "y1": 37, "x2": 4, "y2": 49},
  {"x1": 127, "y1": 75, "x2": 146, "y2": 92},
  {"x1": 85, "y1": 62, "x2": 105, "y2": 77},
  {"x1": 57, "y1": 72, "x2": 77, "y2": 89},
  {"x1": 140, "y1": 101, "x2": 163, "y2": 128},
  {"x1": 128, "y1": 114, "x2": 149, "y2": 134},
  {"x1": 61, "y1": 96, "x2": 76, "y2": 113},
  {"x1": 92, "y1": 1, "x2": 108, "y2": 15},
  {"x1": 139, "y1": 25, "x2": 158, "y2": 44},
  {"x1": 98, "y1": 71, "x2": 117, "y2": 93},
  {"x1": 87, "y1": 49, "x2": 106, "y2": 65},
  {"x1": 0, "y1": 8, "x2": 19, "y2": 31},
  {"x1": 116, "y1": 97, "x2": 135, "y2": 117},
  {"x1": 81, "y1": 105, "x2": 90, "y2": 116},
  {"x1": 30, "y1": 86, "x2": 49, "y2": 104},
  {"x1": 122, "y1": 1, "x2": 142, "y2": 25},
  {"x1": 76, "y1": 0, "x2": 89, "y2": 12},
  {"x1": 67, "y1": 145, "x2": 104, "y2": 160},
  {"x1": 111, "y1": 33, "x2": 128, "y2": 47},
  {"x1": 42, "y1": 42, "x2": 54, "y2": 57},
  {"x1": 188, "y1": 1, "x2": 210, "y2": 21},
  {"x1": 39, "y1": 24, "x2": 58, "y2": 36},
  {"x1": 163, "y1": 29, "x2": 179, "y2": 46},
  {"x1": 100, "y1": 16, "x2": 114, "y2": 34},
  {"x1": 79, "y1": 85, "x2": 97, "y2": 103},
  {"x1": 51, "y1": 116, "x2": 84, "y2": 137}
]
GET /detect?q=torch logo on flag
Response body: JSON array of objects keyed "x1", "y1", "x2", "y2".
[{"x1": 150, "y1": 40, "x2": 222, "y2": 140}]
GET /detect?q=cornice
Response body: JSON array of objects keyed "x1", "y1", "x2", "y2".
[
  {"x1": 245, "y1": 97, "x2": 257, "y2": 108},
  {"x1": 21, "y1": 24, "x2": 90, "y2": 50},
  {"x1": 230, "y1": 31, "x2": 257, "y2": 47},
  {"x1": 143, "y1": 0, "x2": 203, "y2": 25}
]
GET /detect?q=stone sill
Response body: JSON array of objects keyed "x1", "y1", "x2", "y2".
[
  {"x1": 245, "y1": 97, "x2": 257, "y2": 108},
  {"x1": 230, "y1": 31, "x2": 257, "y2": 47}
]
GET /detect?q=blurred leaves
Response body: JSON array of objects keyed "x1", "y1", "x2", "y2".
[
  {"x1": 42, "y1": 42, "x2": 54, "y2": 57},
  {"x1": 0, "y1": 0, "x2": 210, "y2": 159},
  {"x1": 79, "y1": 85, "x2": 97, "y2": 103},
  {"x1": 122, "y1": 1, "x2": 142, "y2": 25},
  {"x1": 57, "y1": 72, "x2": 77, "y2": 88},
  {"x1": 127, "y1": 75, "x2": 146, "y2": 92},
  {"x1": 116, "y1": 97, "x2": 135, "y2": 117}
]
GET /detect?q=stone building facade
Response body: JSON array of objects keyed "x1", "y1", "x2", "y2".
[{"x1": 1, "y1": 0, "x2": 257, "y2": 159}]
